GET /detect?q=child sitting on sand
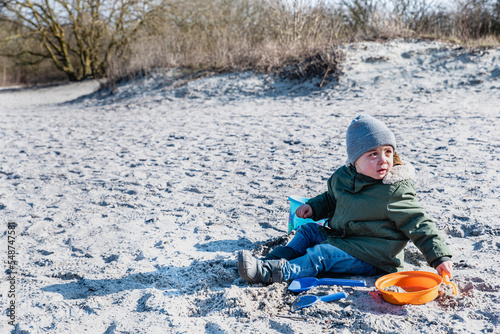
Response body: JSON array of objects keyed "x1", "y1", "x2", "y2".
[{"x1": 238, "y1": 114, "x2": 453, "y2": 284}]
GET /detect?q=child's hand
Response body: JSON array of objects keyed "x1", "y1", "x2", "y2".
[
  {"x1": 295, "y1": 204, "x2": 313, "y2": 219},
  {"x1": 436, "y1": 261, "x2": 453, "y2": 278}
]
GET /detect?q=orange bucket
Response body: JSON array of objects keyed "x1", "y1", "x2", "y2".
[{"x1": 375, "y1": 271, "x2": 457, "y2": 305}]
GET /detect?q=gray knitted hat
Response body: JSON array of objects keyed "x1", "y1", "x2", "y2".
[{"x1": 346, "y1": 115, "x2": 396, "y2": 165}]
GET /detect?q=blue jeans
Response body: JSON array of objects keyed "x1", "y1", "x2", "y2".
[{"x1": 281, "y1": 223, "x2": 379, "y2": 281}]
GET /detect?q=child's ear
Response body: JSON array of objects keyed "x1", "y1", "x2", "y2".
[{"x1": 393, "y1": 152, "x2": 403, "y2": 166}]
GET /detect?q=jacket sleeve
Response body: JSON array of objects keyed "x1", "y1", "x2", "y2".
[
  {"x1": 306, "y1": 174, "x2": 337, "y2": 221},
  {"x1": 386, "y1": 181, "x2": 452, "y2": 266}
]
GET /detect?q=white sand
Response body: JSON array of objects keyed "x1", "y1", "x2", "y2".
[{"x1": 0, "y1": 40, "x2": 499, "y2": 333}]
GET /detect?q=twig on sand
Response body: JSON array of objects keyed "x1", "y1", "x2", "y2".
[{"x1": 275, "y1": 314, "x2": 306, "y2": 321}]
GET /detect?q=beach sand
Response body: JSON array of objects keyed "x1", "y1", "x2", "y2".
[{"x1": 0, "y1": 40, "x2": 499, "y2": 333}]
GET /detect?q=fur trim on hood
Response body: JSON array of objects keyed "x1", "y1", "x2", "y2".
[{"x1": 383, "y1": 162, "x2": 415, "y2": 184}]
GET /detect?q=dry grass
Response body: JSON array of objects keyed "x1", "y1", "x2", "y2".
[{"x1": 1, "y1": 0, "x2": 500, "y2": 87}]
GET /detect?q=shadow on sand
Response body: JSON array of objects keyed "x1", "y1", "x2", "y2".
[{"x1": 40, "y1": 237, "x2": 265, "y2": 300}]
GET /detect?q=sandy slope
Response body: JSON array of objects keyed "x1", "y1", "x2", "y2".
[{"x1": 0, "y1": 40, "x2": 499, "y2": 333}]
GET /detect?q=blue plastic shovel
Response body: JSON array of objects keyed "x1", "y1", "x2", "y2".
[
  {"x1": 290, "y1": 292, "x2": 348, "y2": 312},
  {"x1": 288, "y1": 277, "x2": 366, "y2": 293}
]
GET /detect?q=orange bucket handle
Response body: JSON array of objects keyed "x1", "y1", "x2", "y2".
[{"x1": 442, "y1": 273, "x2": 458, "y2": 296}]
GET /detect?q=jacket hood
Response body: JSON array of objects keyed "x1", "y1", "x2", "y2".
[
  {"x1": 345, "y1": 161, "x2": 415, "y2": 192},
  {"x1": 382, "y1": 162, "x2": 415, "y2": 184},
  {"x1": 344, "y1": 151, "x2": 410, "y2": 185}
]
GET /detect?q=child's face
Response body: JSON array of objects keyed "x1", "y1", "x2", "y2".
[{"x1": 354, "y1": 145, "x2": 394, "y2": 179}]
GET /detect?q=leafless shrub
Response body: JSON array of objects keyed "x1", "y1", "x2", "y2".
[
  {"x1": 0, "y1": 0, "x2": 159, "y2": 82},
  {"x1": 105, "y1": 0, "x2": 347, "y2": 85},
  {"x1": 453, "y1": 0, "x2": 500, "y2": 40},
  {"x1": 1, "y1": 0, "x2": 500, "y2": 86}
]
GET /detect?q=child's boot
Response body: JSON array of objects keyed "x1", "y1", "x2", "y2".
[
  {"x1": 262, "y1": 246, "x2": 297, "y2": 261},
  {"x1": 237, "y1": 250, "x2": 284, "y2": 284}
]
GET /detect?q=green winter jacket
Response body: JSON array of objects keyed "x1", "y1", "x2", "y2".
[{"x1": 307, "y1": 163, "x2": 452, "y2": 273}]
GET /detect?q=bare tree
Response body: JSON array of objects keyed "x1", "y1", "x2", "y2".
[
  {"x1": 341, "y1": 0, "x2": 379, "y2": 33},
  {"x1": 0, "y1": 0, "x2": 159, "y2": 81}
]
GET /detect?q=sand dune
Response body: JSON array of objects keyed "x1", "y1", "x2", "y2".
[{"x1": 0, "y1": 40, "x2": 499, "y2": 333}]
